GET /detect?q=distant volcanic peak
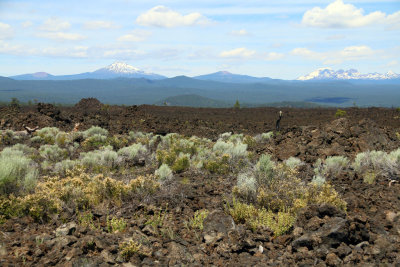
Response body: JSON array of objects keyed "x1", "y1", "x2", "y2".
[
  {"x1": 32, "y1": 72, "x2": 52, "y2": 78},
  {"x1": 298, "y1": 68, "x2": 400, "y2": 80},
  {"x1": 297, "y1": 67, "x2": 334, "y2": 80},
  {"x1": 102, "y1": 61, "x2": 144, "y2": 74},
  {"x1": 218, "y1": 71, "x2": 233, "y2": 75}
]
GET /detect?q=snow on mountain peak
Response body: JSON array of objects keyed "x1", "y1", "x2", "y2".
[
  {"x1": 298, "y1": 68, "x2": 400, "y2": 81},
  {"x1": 104, "y1": 62, "x2": 142, "y2": 74},
  {"x1": 218, "y1": 71, "x2": 232, "y2": 75}
]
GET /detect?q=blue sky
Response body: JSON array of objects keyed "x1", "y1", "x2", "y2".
[{"x1": 0, "y1": 0, "x2": 399, "y2": 79}]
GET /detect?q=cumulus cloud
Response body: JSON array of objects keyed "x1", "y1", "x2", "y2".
[
  {"x1": 103, "y1": 48, "x2": 146, "y2": 59},
  {"x1": 0, "y1": 41, "x2": 87, "y2": 58},
  {"x1": 291, "y1": 45, "x2": 376, "y2": 64},
  {"x1": 230, "y1": 29, "x2": 250, "y2": 36},
  {"x1": 40, "y1": 17, "x2": 71, "y2": 31},
  {"x1": 265, "y1": 52, "x2": 284, "y2": 61},
  {"x1": 302, "y1": 0, "x2": 400, "y2": 29},
  {"x1": 386, "y1": 60, "x2": 398, "y2": 67},
  {"x1": 386, "y1": 11, "x2": 400, "y2": 30},
  {"x1": 41, "y1": 46, "x2": 88, "y2": 58},
  {"x1": 36, "y1": 32, "x2": 86, "y2": 41},
  {"x1": 219, "y1": 48, "x2": 283, "y2": 61},
  {"x1": 291, "y1": 48, "x2": 321, "y2": 59},
  {"x1": 117, "y1": 30, "x2": 151, "y2": 42},
  {"x1": 83, "y1": 20, "x2": 119, "y2": 30},
  {"x1": 136, "y1": 6, "x2": 211, "y2": 28},
  {"x1": 0, "y1": 41, "x2": 32, "y2": 55},
  {"x1": 0, "y1": 22, "x2": 13, "y2": 39},
  {"x1": 220, "y1": 47, "x2": 256, "y2": 59}
]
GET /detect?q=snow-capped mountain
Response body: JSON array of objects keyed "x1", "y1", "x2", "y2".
[
  {"x1": 93, "y1": 62, "x2": 163, "y2": 77},
  {"x1": 298, "y1": 68, "x2": 400, "y2": 81},
  {"x1": 10, "y1": 62, "x2": 166, "y2": 80}
]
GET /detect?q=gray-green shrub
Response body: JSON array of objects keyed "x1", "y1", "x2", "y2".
[
  {"x1": 80, "y1": 147, "x2": 118, "y2": 169},
  {"x1": 255, "y1": 132, "x2": 274, "y2": 143},
  {"x1": 39, "y1": 144, "x2": 68, "y2": 162},
  {"x1": 54, "y1": 159, "x2": 78, "y2": 176},
  {"x1": 83, "y1": 126, "x2": 108, "y2": 138},
  {"x1": 35, "y1": 127, "x2": 60, "y2": 144},
  {"x1": 117, "y1": 144, "x2": 148, "y2": 163},
  {"x1": 256, "y1": 154, "x2": 275, "y2": 185},
  {"x1": 236, "y1": 173, "x2": 257, "y2": 201},
  {"x1": 0, "y1": 151, "x2": 38, "y2": 195},
  {"x1": 314, "y1": 156, "x2": 349, "y2": 178},
  {"x1": 284, "y1": 157, "x2": 303, "y2": 171},
  {"x1": 155, "y1": 164, "x2": 173, "y2": 182}
]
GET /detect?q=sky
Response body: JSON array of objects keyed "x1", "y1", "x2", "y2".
[{"x1": 0, "y1": 0, "x2": 399, "y2": 79}]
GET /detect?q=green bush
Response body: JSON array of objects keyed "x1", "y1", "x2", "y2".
[
  {"x1": 1, "y1": 144, "x2": 36, "y2": 158},
  {"x1": 335, "y1": 109, "x2": 347, "y2": 117},
  {"x1": 55, "y1": 131, "x2": 72, "y2": 147},
  {"x1": 212, "y1": 140, "x2": 248, "y2": 162},
  {"x1": 35, "y1": 127, "x2": 60, "y2": 144},
  {"x1": 255, "y1": 132, "x2": 274, "y2": 143},
  {"x1": 54, "y1": 160, "x2": 78, "y2": 176},
  {"x1": 155, "y1": 164, "x2": 173, "y2": 182},
  {"x1": 80, "y1": 147, "x2": 118, "y2": 170},
  {"x1": 118, "y1": 144, "x2": 148, "y2": 164},
  {"x1": 284, "y1": 157, "x2": 303, "y2": 171},
  {"x1": 172, "y1": 154, "x2": 190, "y2": 173},
  {"x1": 0, "y1": 152, "x2": 38, "y2": 195},
  {"x1": 314, "y1": 156, "x2": 349, "y2": 178},
  {"x1": 39, "y1": 144, "x2": 68, "y2": 162},
  {"x1": 256, "y1": 154, "x2": 275, "y2": 185},
  {"x1": 83, "y1": 126, "x2": 108, "y2": 138},
  {"x1": 235, "y1": 173, "x2": 257, "y2": 201}
]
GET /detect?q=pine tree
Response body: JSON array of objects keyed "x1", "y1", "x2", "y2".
[{"x1": 234, "y1": 100, "x2": 240, "y2": 109}]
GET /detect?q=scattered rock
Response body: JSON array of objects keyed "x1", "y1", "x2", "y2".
[
  {"x1": 55, "y1": 222, "x2": 77, "y2": 237},
  {"x1": 326, "y1": 252, "x2": 342, "y2": 266},
  {"x1": 203, "y1": 210, "x2": 235, "y2": 235}
]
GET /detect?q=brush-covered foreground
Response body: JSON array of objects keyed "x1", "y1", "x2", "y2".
[{"x1": 0, "y1": 102, "x2": 400, "y2": 266}]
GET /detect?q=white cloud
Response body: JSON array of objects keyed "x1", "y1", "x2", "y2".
[
  {"x1": 302, "y1": 0, "x2": 399, "y2": 28},
  {"x1": 0, "y1": 41, "x2": 87, "y2": 58},
  {"x1": 40, "y1": 17, "x2": 71, "y2": 32},
  {"x1": 36, "y1": 32, "x2": 86, "y2": 41},
  {"x1": 291, "y1": 45, "x2": 376, "y2": 64},
  {"x1": 136, "y1": 6, "x2": 211, "y2": 28},
  {"x1": 386, "y1": 11, "x2": 400, "y2": 30},
  {"x1": 0, "y1": 41, "x2": 33, "y2": 55},
  {"x1": 0, "y1": 22, "x2": 13, "y2": 39},
  {"x1": 386, "y1": 60, "x2": 398, "y2": 67},
  {"x1": 265, "y1": 52, "x2": 284, "y2": 61},
  {"x1": 219, "y1": 48, "x2": 284, "y2": 61},
  {"x1": 83, "y1": 20, "x2": 119, "y2": 30},
  {"x1": 291, "y1": 47, "x2": 319, "y2": 58},
  {"x1": 103, "y1": 49, "x2": 146, "y2": 59},
  {"x1": 21, "y1": 21, "x2": 33, "y2": 28},
  {"x1": 41, "y1": 46, "x2": 88, "y2": 58},
  {"x1": 230, "y1": 29, "x2": 250, "y2": 36},
  {"x1": 117, "y1": 30, "x2": 151, "y2": 42},
  {"x1": 220, "y1": 47, "x2": 256, "y2": 59}
]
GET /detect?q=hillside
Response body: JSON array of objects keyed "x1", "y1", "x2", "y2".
[
  {"x1": 0, "y1": 77, "x2": 399, "y2": 107},
  {"x1": 0, "y1": 102, "x2": 399, "y2": 266}
]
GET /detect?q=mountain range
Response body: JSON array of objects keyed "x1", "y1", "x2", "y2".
[
  {"x1": 297, "y1": 67, "x2": 400, "y2": 81},
  {"x1": 2, "y1": 62, "x2": 399, "y2": 108},
  {"x1": 8, "y1": 62, "x2": 400, "y2": 82},
  {"x1": 11, "y1": 62, "x2": 166, "y2": 80}
]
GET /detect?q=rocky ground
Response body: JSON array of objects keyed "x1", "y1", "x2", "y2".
[{"x1": 0, "y1": 99, "x2": 400, "y2": 266}]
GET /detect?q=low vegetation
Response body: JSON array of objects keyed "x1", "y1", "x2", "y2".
[{"x1": 0, "y1": 125, "x2": 397, "y2": 243}]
